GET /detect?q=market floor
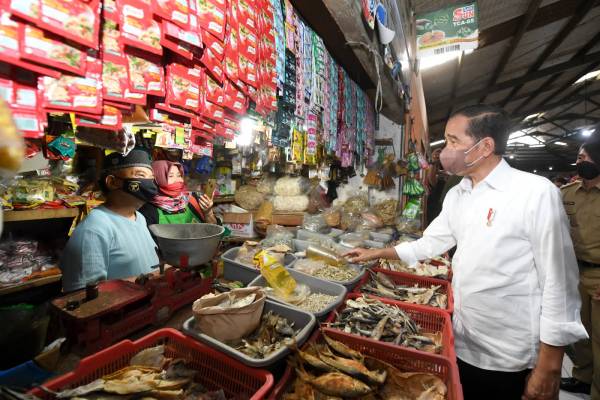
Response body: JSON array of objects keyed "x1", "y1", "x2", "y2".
[{"x1": 561, "y1": 355, "x2": 591, "y2": 400}]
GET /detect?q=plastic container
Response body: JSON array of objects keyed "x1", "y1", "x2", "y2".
[
  {"x1": 296, "y1": 229, "x2": 338, "y2": 247},
  {"x1": 248, "y1": 268, "x2": 347, "y2": 320},
  {"x1": 182, "y1": 299, "x2": 316, "y2": 367},
  {"x1": 328, "y1": 228, "x2": 344, "y2": 238},
  {"x1": 325, "y1": 293, "x2": 455, "y2": 360},
  {"x1": 363, "y1": 239, "x2": 385, "y2": 249},
  {"x1": 267, "y1": 328, "x2": 462, "y2": 400},
  {"x1": 370, "y1": 231, "x2": 392, "y2": 243},
  {"x1": 29, "y1": 329, "x2": 273, "y2": 400},
  {"x1": 291, "y1": 260, "x2": 366, "y2": 291},
  {"x1": 222, "y1": 247, "x2": 297, "y2": 285},
  {"x1": 353, "y1": 268, "x2": 454, "y2": 314},
  {"x1": 293, "y1": 239, "x2": 347, "y2": 255}
]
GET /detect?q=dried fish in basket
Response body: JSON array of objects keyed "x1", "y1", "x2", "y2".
[
  {"x1": 380, "y1": 258, "x2": 450, "y2": 280},
  {"x1": 282, "y1": 331, "x2": 447, "y2": 399},
  {"x1": 326, "y1": 296, "x2": 443, "y2": 354},
  {"x1": 360, "y1": 271, "x2": 448, "y2": 309},
  {"x1": 229, "y1": 311, "x2": 298, "y2": 359}
]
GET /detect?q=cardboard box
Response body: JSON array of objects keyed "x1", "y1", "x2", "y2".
[{"x1": 223, "y1": 211, "x2": 256, "y2": 238}]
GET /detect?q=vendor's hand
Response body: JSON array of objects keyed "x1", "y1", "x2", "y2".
[
  {"x1": 522, "y1": 367, "x2": 560, "y2": 400},
  {"x1": 199, "y1": 194, "x2": 214, "y2": 211},
  {"x1": 343, "y1": 248, "x2": 380, "y2": 263}
]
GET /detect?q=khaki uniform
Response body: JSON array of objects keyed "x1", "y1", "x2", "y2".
[{"x1": 562, "y1": 181, "x2": 600, "y2": 398}]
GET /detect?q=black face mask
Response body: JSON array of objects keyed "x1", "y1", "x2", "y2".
[
  {"x1": 120, "y1": 178, "x2": 158, "y2": 202},
  {"x1": 577, "y1": 161, "x2": 600, "y2": 180}
]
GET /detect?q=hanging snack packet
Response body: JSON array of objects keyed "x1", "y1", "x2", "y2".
[
  {"x1": 38, "y1": 0, "x2": 101, "y2": 49},
  {"x1": 119, "y1": 0, "x2": 162, "y2": 55},
  {"x1": 152, "y1": 0, "x2": 190, "y2": 29},
  {"x1": 126, "y1": 52, "x2": 165, "y2": 96},
  {"x1": 165, "y1": 63, "x2": 201, "y2": 112},
  {"x1": 102, "y1": 56, "x2": 130, "y2": 102},
  {"x1": 205, "y1": 74, "x2": 224, "y2": 106},
  {"x1": 76, "y1": 105, "x2": 123, "y2": 131},
  {"x1": 197, "y1": 0, "x2": 226, "y2": 41},
  {"x1": 202, "y1": 31, "x2": 224, "y2": 61}
]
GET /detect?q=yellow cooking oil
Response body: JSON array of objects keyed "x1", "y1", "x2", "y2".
[{"x1": 254, "y1": 250, "x2": 297, "y2": 297}]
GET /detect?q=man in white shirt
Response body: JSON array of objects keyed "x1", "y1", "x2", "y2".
[{"x1": 345, "y1": 104, "x2": 587, "y2": 400}]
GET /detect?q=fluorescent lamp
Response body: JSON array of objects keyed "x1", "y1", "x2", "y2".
[
  {"x1": 509, "y1": 155, "x2": 515, "y2": 159},
  {"x1": 419, "y1": 49, "x2": 473, "y2": 70},
  {"x1": 533, "y1": 170, "x2": 537, "y2": 173},
  {"x1": 554, "y1": 141, "x2": 567, "y2": 146},
  {"x1": 574, "y1": 69, "x2": 600, "y2": 85},
  {"x1": 548, "y1": 166, "x2": 553, "y2": 171},
  {"x1": 582, "y1": 129, "x2": 595, "y2": 137},
  {"x1": 571, "y1": 163, "x2": 577, "y2": 166},
  {"x1": 524, "y1": 113, "x2": 543, "y2": 121},
  {"x1": 430, "y1": 139, "x2": 445, "y2": 147},
  {"x1": 529, "y1": 144, "x2": 546, "y2": 148}
]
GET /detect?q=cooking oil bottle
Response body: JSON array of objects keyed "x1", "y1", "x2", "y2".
[{"x1": 254, "y1": 250, "x2": 297, "y2": 297}]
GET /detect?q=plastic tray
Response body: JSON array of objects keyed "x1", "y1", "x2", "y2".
[
  {"x1": 325, "y1": 293, "x2": 455, "y2": 360},
  {"x1": 291, "y1": 259, "x2": 366, "y2": 291},
  {"x1": 248, "y1": 268, "x2": 347, "y2": 320},
  {"x1": 29, "y1": 329, "x2": 273, "y2": 400},
  {"x1": 353, "y1": 268, "x2": 454, "y2": 314},
  {"x1": 370, "y1": 231, "x2": 392, "y2": 243},
  {"x1": 267, "y1": 328, "x2": 462, "y2": 400},
  {"x1": 182, "y1": 299, "x2": 316, "y2": 368},
  {"x1": 221, "y1": 247, "x2": 297, "y2": 285}
]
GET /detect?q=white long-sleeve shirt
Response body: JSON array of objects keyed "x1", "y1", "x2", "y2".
[{"x1": 395, "y1": 159, "x2": 587, "y2": 371}]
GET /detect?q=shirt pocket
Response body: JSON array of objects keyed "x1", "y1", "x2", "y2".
[{"x1": 563, "y1": 201, "x2": 578, "y2": 227}]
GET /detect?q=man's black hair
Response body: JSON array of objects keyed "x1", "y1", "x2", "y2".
[
  {"x1": 581, "y1": 138, "x2": 600, "y2": 166},
  {"x1": 450, "y1": 104, "x2": 511, "y2": 155}
]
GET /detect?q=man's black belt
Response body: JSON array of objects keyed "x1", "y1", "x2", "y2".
[{"x1": 579, "y1": 260, "x2": 600, "y2": 268}]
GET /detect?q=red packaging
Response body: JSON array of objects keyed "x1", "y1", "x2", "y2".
[
  {"x1": 155, "y1": 102, "x2": 194, "y2": 119},
  {"x1": 152, "y1": 0, "x2": 190, "y2": 29},
  {"x1": 200, "y1": 48, "x2": 225, "y2": 84},
  {"x1": 12, "y1": 107, "x2": 44, "y2": 139},
  {"x1": 127, "y1": 52, "x2": 165, "y2": 96},
  {"x1": 149, "y1": 108, "x2": 186, "y2": 126},
  {"x1": 237, "y1": 0, "x2": 256, "y2": 30},
  {"x1": 102, "y1": 56, "x2": 131, "y2": 102},
  {"x1": 38, "y1": 0, "x2": 101, "y2": 49},
  {"x1": 166, "y1": 63, "x2": 201, "y2": 111},
  {"x1": 205, "y1": 74, "x2": 223, "y2": 106},
  {"x1": 41, "y1": 57, "x2": 102, "y2": 114},
  {"x1": 105, "y1": 100, "x2": 133, "y2": 111},
  {"x1": 197, "y1": 0, "x2": 226, "y2": 41},
  {"x1": 201, "y1": 100, "x2": 224, "y2": 123},
  {"x1": 0, "y1": 77, "x2": 13, "y2": 103},
  {"x1": 163, "y1": 20, "x2": 202, "y2": 49},
  {"x1": 124, "y1": 88, "x2": 146, "y2": 104},
  {"x1": 223, "y1": 79, "x2": 247, "y2": 114},
  {"x1": 191, "y1": 116, "x2": 214, "y2": 132},
  {"x1": 202, "y1": 31, "x2": 224, "y2": 60},
  {"x1": 161, "y1": 34, "x2": 194, "y2": 60},
  {"x1": 119, "y1": 0, "x2": 163, "y2": 55},
  {"x1": 190, "y1": 136, "x2": 213, "y2": 157},
  {"x1": 76, "y1": 105, "x2": 123, "y2": 130},
  {"x1": 238, "y1": 53, "x2": 257, "y2": 87},
  {"x1": 238, "y1": 24, "x2": 257, "y2": 61},
  {"x1": 9, "y1": 0, "x2": 40, "y2": 25},
  {"x1": 102, "y1": 19, "x2": 126, "y2": 60},
  {"x1": 215, "y1": 123, "x2": 234, "y2": 140},
  {"x1": 104, "y1": 0, "x2": 119, "y2": 21},
  {"x1": 20, "y1": 24, "x2": 86, "y2": 76},
  {"x1": 14, "y1": 80, "x2": 39, "y2": 110},
  {"x1": 223, "y1": 113, "x2": 239, "y2": 130}
]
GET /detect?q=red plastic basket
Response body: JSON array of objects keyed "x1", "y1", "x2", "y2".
[
  {"x1": 325, "y1": 293, "x2": 455, "y2": 360},
  {"x1": 29, "y1": 329, "x2": 273, "y2": 400},
  {"x1": 268, "y1": 328, "x2": 463, "y2": 400},
  {"x1": 353, "y1": 268, "x2": 454, "y2": 314}
]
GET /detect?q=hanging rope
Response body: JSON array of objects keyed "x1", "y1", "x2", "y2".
[{"x1": 346, "y1": 40, "x2": 384, "y2": 113}]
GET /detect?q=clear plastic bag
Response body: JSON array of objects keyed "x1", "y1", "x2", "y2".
[
  {"x1": 306, "y1": 183, "x2": 330, "y2": 214},
  {"x1": 274, "y1": 176, "x2": 310, "y2": 196},
  {"x1": 302, "y1": 213, "x2": 327, "y2": 233},
  {"x1": 260, "y1": 225, "x2": 294, "y2": 249},
  {"x1": 340, "y1": 211, "x2": 361, "y2": 231},
  {"x1": 322, "y1": 207, "x2": 341, "y2": 227},
  {"x1": 342, "y1": 193, "x2": 369, "y2": 214}
]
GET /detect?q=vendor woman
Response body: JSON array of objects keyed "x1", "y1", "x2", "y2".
[
  {"x1": 139, "y1": 160, "x2": 218, "y2": 225},
  {"x1": 60, "y1": 150, "x2": 159, "y2": 292}
]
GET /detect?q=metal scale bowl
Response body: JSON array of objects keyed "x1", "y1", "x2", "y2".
[{"x1": 53, "y1": 223, "x2": 224, "y2": 354}]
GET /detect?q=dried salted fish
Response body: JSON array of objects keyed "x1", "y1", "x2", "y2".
[
  {"x1": 129, "y1": 345, "x2": 166, "y2": 368},
  {"x1": 380, "y1": 259, "x2": 449, "y2": 280},
  {"x1": 295, "y1": 368, "x2": 373, "y2": 398},
  {"x1": 217, "y1": 293, "x2": 257, "y2": 309},
  {"x1": 231, "y1": 311, "x2": 298, "y2": 359},
  {"x1": 327, "y1": 296, "x2": 442, "y2": 354},
  {"x1": 361, "y1": 272, "x2": 448, "y2": 309}
]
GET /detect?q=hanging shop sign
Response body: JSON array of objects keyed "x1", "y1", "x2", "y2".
[{"x1": 416, "y1": 2, "x2": 478, "y2": 57}]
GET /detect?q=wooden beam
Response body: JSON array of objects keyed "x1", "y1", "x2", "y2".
[
  {"x1": 478, "y1": 0, "x2": 597, "y2": 48},
  {"x1": 499, "y1": 0, "x2": 597, "y2": 107},
  {"x1": 428, "y1": 50, "x2": 600, "y2": 110},
  {"x1": 535, "y1": 61, "x2": 600, "y2": 109},
  {"x1": 512, "y1": 31, "x2": 600, "y2": 111},
  {"x1": 479, "y1": 0, "x2": 543, "y2": 103}
]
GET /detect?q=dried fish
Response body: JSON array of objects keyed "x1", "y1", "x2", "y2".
[
  {"x1": 285, "y1": 332, "x2": 447, "y2": 399},
  {"x1": 327, "y1": 296, "x2": 443, "y2": 354},
  {"x1": 217, "y1": 293, "x2": 257, "y2": 309},
  {"x1": 295, "y1": 258, "x2": 359, "y2": 282},
  {"x1": 231, "y1": 311, "x2": 298, "y2": 359},
  {"x1": 379, "y1": 258, "x2": 450, "y2": 280},
  {"x1": 361, "y1": 271, "x2": 448, "y2": 309}
]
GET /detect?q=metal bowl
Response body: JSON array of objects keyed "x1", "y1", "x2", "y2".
[{"x1": 149, "y1": 224, "x2": 225, "y2": 267}]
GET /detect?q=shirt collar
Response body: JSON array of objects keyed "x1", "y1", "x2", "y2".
[
  {"x1": 458, "y1": 159, "x2": 512, "y2": 192},
  {"x1": 575, "y1": 180, "x2": 600, "y2": 192}
]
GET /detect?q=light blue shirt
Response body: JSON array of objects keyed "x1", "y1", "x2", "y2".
[{"x1": 60, "y1": 206, "x2": 159, "y2": 292}]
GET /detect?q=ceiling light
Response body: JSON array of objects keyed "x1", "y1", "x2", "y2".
[
  {"x1": 582, "y1": 128, "x2": 595, "y2": 137},
  {"x1": 509, "y1": 154, "x2": 515, "y2": 159},
  {"x1": 548, "y1": 166, "x2": 553, "y2": 171},
  {"x1": 235, "y1": 117, "x2": 256, "y2": 147},
  {"x1": 430, "y1": 139, "x2": 445, "y2": 147},
  {"x1": 554, "y1": 141, "x2": 567, "y2": 146},
  {"x1": 524, "y1": 113, "x2": 543, "y2": 121},
  {"x1": 533, "y1": 169, "x2": 537, "y2": 173},
  {"x1": 529, "y1": 144, "x2": 546, "y2": 148},
  {"x1": 574, "y1": 69, "x2": 600, "y2": 85},
  {"x1": 418, "y1": 49, "x2": 474, "y2": 70},
  {"x1": 571, "y1": 163, "x2": 577, "y2": 166}
]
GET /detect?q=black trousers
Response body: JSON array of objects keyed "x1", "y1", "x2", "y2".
[{"x1": 458, "y1": 358, "x2": 531, "y2": 400}]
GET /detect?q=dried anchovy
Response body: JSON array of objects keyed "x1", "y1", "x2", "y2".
[
  {"x1": 312, "y1": 265, "x2": 358, "y2": 282},
  {"x1": 296, "y1": 293, "x2": 338, "y2": 313}
]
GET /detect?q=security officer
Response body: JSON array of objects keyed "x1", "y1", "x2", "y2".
[{"x1": 561, "y1": 139, "x2": 600, "y2": 397}]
